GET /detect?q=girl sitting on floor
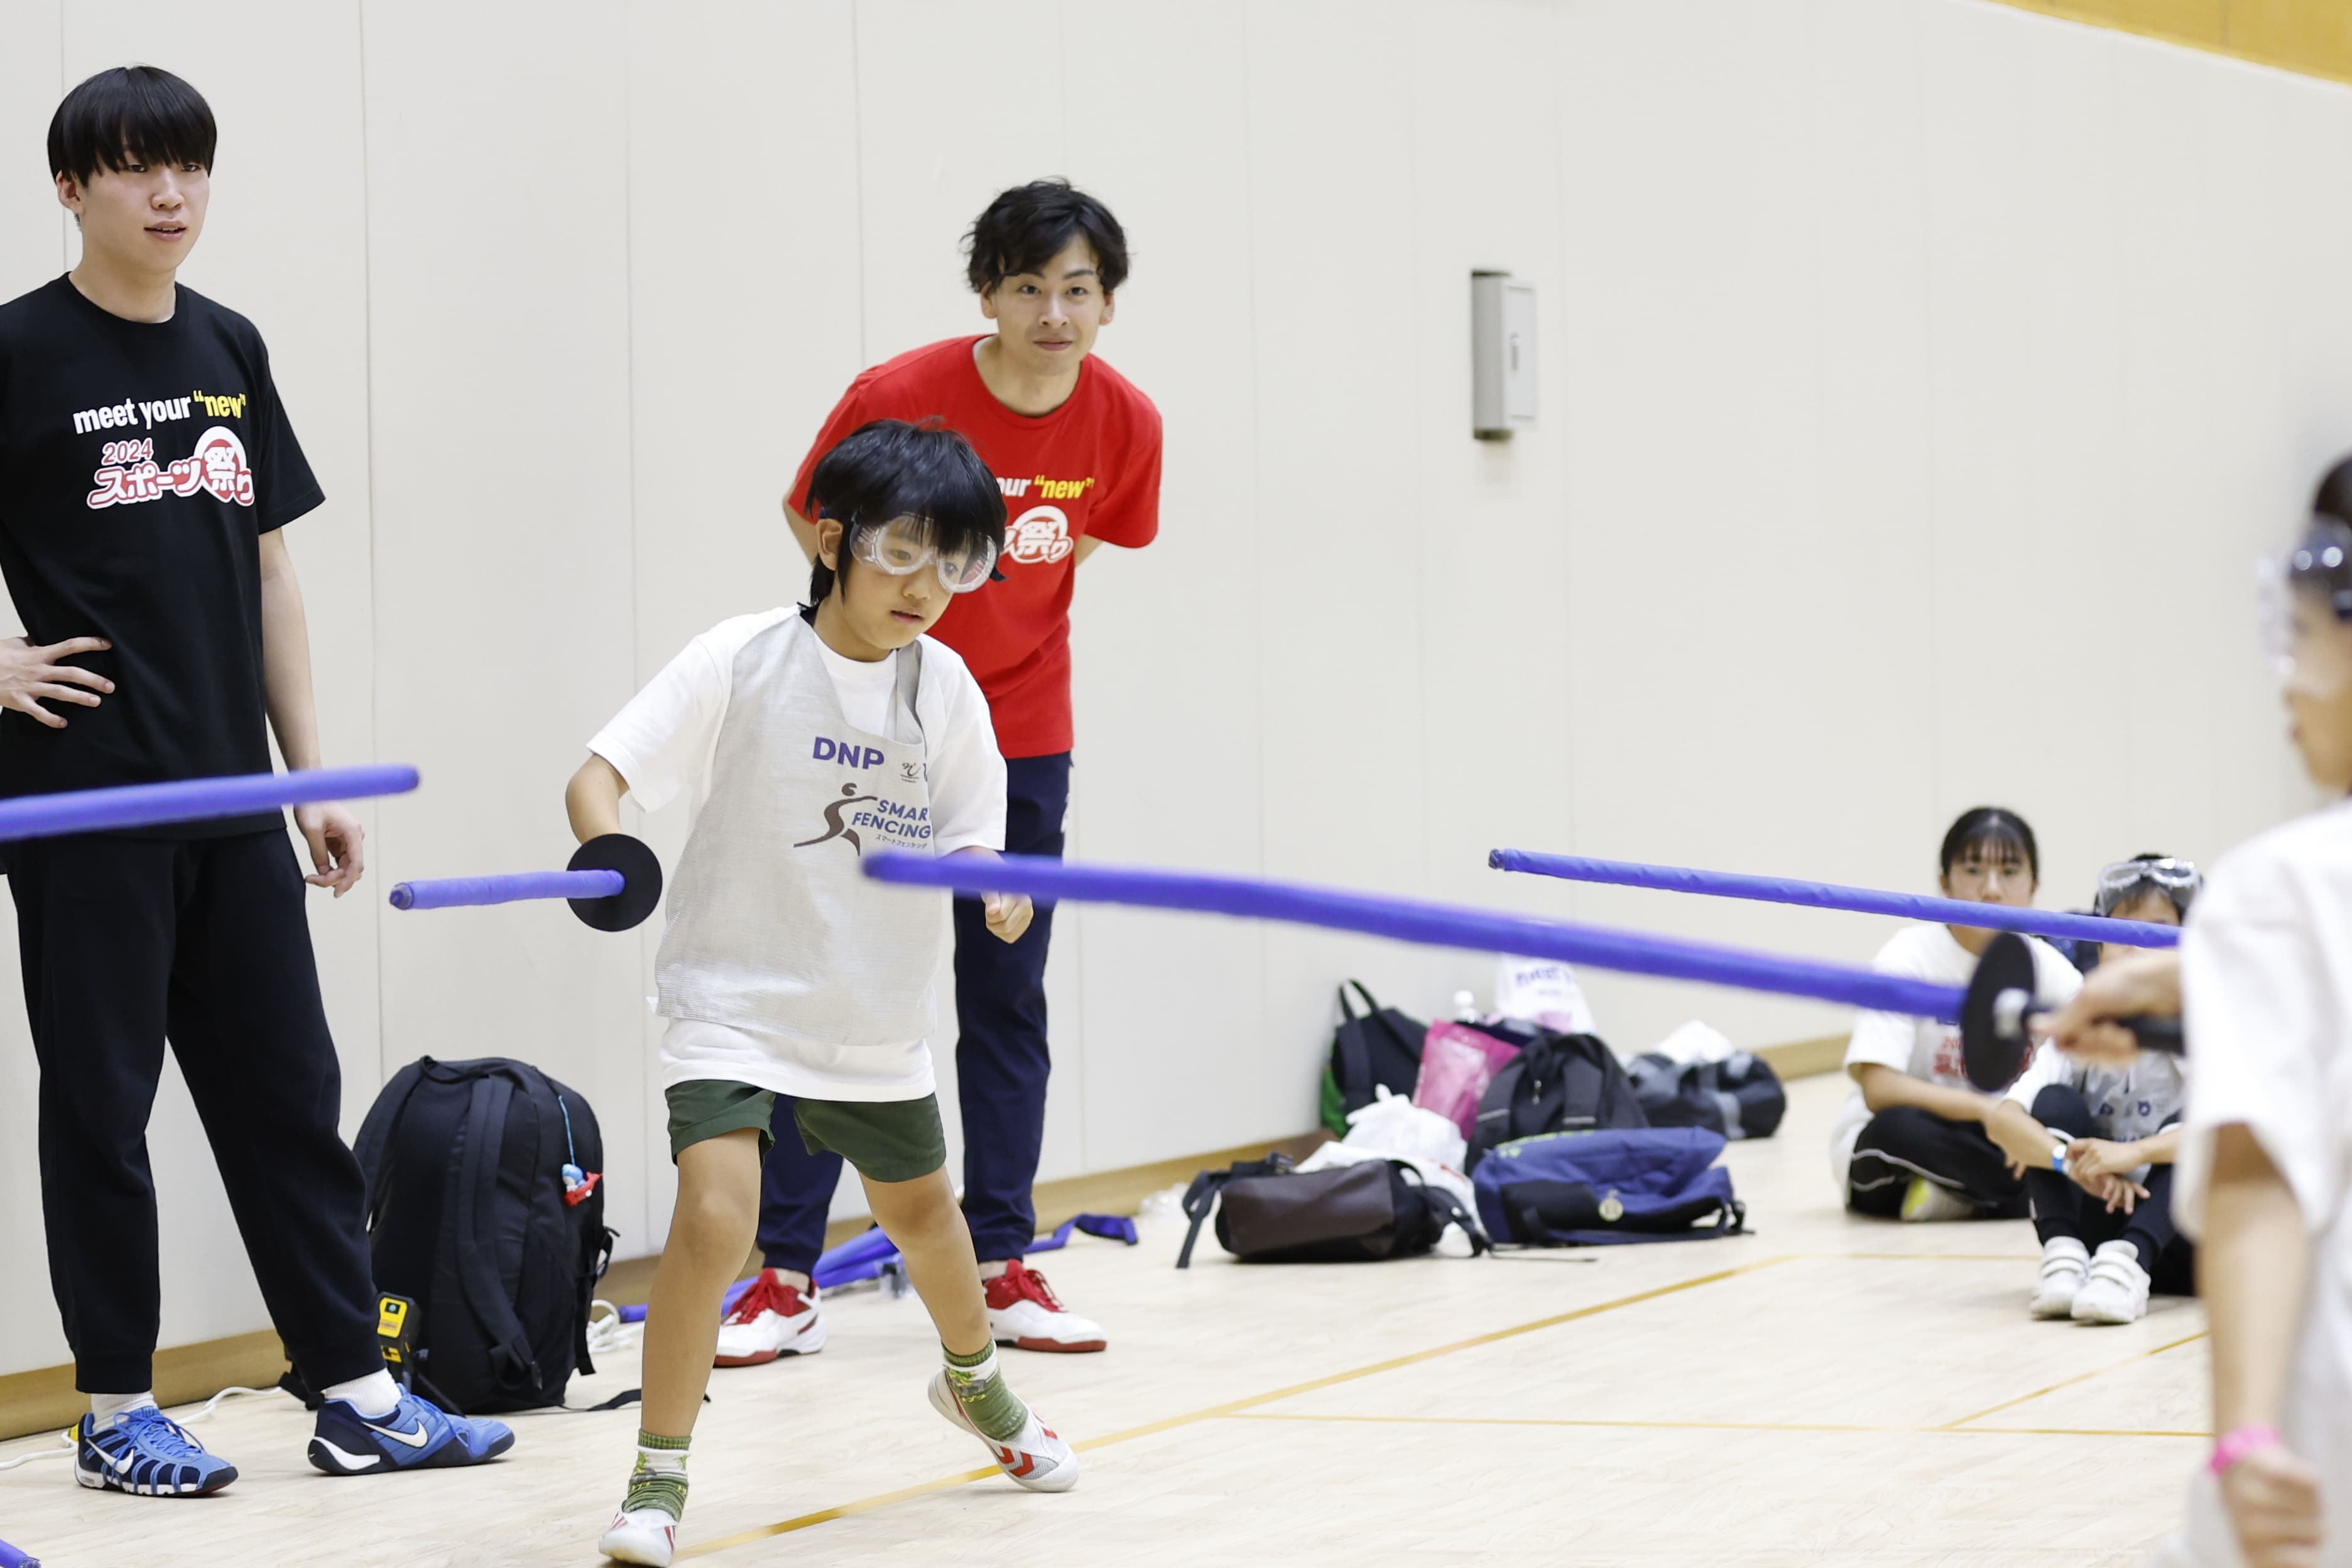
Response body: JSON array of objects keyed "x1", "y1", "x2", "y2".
[
  {"x1": 1829, "y1": 807, "x2": 2084, "y2": 1222},
  {"x1": 1986, "y1": 856, "x2": 2201, "y2": 1324}
]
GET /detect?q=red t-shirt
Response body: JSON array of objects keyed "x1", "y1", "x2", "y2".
[{"x1": 788, "y1": 336, "x2": 1162, "y2": 759}]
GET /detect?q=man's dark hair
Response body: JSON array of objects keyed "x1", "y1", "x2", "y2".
[
  {"x1": 48, "y1": 65, "x2": 216, "y2": 185},
  {"x1": 964, "y1": 178, "x2": 1128, "y2": 297},
  {"x1": 806, "y1": 420, "x2": 1006, "y2": 604}
]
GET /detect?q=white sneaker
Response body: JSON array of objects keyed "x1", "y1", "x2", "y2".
[
  {"x1": 712, "y1": 1270, "x2": 825, "y2": 1367},
  {"x1": 1898, "y1": 1176, "x2": 1974, "y2": 1223},
  {"x1": 599, "y1": 1507, "x2": 679, "y2": 1566},
  {"x1": 984, "y1": 1258, "x2": 1106, "y2": 1353},
  {"x1": 2029, "y1": 1236, "x2": 2089, "y2": 1318},
  {"x1": 2072, "y1": 1240, "x2": 2151, "y2": 1324},
  {"x1": 926, "y1": 1370, "x2": 1079, "y2": 1493}
]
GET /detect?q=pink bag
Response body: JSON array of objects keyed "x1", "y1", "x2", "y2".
[{"x1": 1413, "y1": 1021, "x2": 1521, "y2": 1140}]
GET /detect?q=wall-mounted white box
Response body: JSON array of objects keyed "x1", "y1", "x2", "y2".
[{"x1": 1471, "y1": 271, "x2": 1537, "y2": 440}]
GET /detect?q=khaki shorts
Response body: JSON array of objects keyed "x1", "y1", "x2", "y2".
[{"x1": 663, "y1": 1080, "x2": 947, "y2": 1184}]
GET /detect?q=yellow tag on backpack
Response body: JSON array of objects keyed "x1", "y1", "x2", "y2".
[{"x1": 376, "y1": 1293, "x2": 417, "y2": 1375}]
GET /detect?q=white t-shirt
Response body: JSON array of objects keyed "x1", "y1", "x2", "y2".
[
  {"x1": 589, "y1": 608, "x2": 1007, "y2": 1101},
  {"x1": 1826, "y1": 922, "x2": 2084, "y2": 1189},
  {"x1": 590, "y1": 607, "x2": 1004, "y2": 849},
  {"x1": 2161, "y1": 798, "x2": 2352, "y2": 1568}
]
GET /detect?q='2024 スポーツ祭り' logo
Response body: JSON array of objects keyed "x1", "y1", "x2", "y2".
[{"x1": 87, "y1": 425, "x2": 256, "y2": 511}]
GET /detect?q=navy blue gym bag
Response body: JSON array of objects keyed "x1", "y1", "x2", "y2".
[{"x1": 1471, "y1": 1128, "x2": 1746, "y2": 1246}]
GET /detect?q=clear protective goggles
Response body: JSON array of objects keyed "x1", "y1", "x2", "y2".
[
  {"x1": 845, "y1": 514, "x2": 998, "y2": 594},
  {"x1": 2093, "y1": 858, "x2": 2200, "y2": 917},
  {"x1": 2259, "y1": 523, "x2": 2352, "y2": 699}
]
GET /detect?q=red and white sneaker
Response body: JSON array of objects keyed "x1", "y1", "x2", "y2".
[
  {"x1": 985, "y1": 1259, "x2": 1106, "y2": 1353},
  {"x1": 599, "y1": 1506, "x2": 679, "y2": 1566},
  {"x1": 925, "y1": 1370, "x2": 1079, "y2": 1493},
  {"x1": 712, "y1": 1269, "x2": 825, "y2": 1367}
]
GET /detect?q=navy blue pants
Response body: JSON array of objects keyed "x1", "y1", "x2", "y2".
[
  {"x1": 760, "y1": 753, "x2": 1071, "y2": 1270},
  {"x1": 2025, "y1": 1084, "x2": 2196, "y2": 1294}
]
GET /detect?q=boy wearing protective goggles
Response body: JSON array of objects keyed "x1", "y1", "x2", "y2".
[
  {"x1": 567, "y1": 420, "x2": 1068, "y2": 1567},
  {"x1": 2053, "y1": 471, "x2": 2352, "y2": 1568}
]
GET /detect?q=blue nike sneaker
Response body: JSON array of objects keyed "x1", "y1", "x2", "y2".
[
  {"x1": 307, "y1": 1390, "x2": 516, "y2": 1476},
  {"x1": 76, "y1": 1405, "x2": 238, "y2": 1496}
]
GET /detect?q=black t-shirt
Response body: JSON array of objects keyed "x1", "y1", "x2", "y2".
[{"x1": 0, "y1": 276, "x2": 322, "y2": 834}]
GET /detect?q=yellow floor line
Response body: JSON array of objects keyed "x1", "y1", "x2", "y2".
[
  {"x1": 1938, "y1": 1331, "x2": 2208, "y2": 1430},
  {"x1": 1802, "y1": 1252, "x2": 2040, "y2": 1262},
  {"x1": 1222, "y1": 1410, "x2": 2206, "y2": 1439},
  {"x1": 677, "y1": 1255, "x2": 1795, "y2": 1559},
  {"x1": 673, "y1": 1462, "x2": 1007, "y2": 1557}
]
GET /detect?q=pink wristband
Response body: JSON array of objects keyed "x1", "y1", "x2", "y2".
[{"x1": 2209, "y1": 1424, "x2": 2282, "y2": 1475}]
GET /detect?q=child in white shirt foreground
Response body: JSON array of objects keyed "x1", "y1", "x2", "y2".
[
  {"x1": 1986, "y1": 856, "x2": 2200, "y2": 1325},
  {"x1": 2055, "y1": 481, "x2": 2352, "y2": 1568},
  {"x1": 567, "y1": 420, "x2": 1071, "y2": 1567}
]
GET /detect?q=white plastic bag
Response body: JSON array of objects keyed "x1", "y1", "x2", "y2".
[
  {"x1": 1648, "y1": 1019, "x2": 1735, "y2": 1067},
  {"x1": 1297, "y1": 1138, "x2": 1477, "y2": 1214},
  {"x1": 1340, "y1": 1084, "x2": 1468, "y2": 1171},
  {"x1": 1494, "y1": 955, "x2": 1598, "y2": 1035}
]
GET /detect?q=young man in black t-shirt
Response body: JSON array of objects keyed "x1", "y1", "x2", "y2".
[{"x1": 0, "y1": 65, "x2": 514, "y2": 1494}]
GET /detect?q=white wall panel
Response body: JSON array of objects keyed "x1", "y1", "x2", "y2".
[
  {"x1": 0, "y1": 0, "x2": 68, "y2": 1383},
  {"x1": 1060, "y1": 0, "x2": 1270, "y2": 1166},
  {"x1": 359, "y1": 2, "x2": 647, "y2": 1251},
  {"x1": 0, "y1": 1, "x2": 64, "y2": 302}
]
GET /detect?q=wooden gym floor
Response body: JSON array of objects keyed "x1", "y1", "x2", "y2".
[{"x1": 0, "y1": 1071, "x2": 2205, "y2": 1566}]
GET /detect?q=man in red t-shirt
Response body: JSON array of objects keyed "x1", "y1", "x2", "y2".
[{"x1": 713, "y1": 181, "x2": 1162, "y2": 1364}]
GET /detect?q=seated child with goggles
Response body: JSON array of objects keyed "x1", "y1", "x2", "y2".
[
  {"x1": 1986, "y1": 854, "x2": 2202, "y2": 1326},
  {"x1": 565, "y1": 418, "x2": 1074, "y2": 1568}
]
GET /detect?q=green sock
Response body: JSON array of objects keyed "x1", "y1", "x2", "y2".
[
  {"x1": 943, "y1": 1343, "x2": 1028, "y2": 1443},
  {"x1": 624, "y1": 1429, "x2": 690, "y2": 1519}
]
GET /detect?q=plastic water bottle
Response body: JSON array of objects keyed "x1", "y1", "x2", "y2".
[{"x1": 1453, "y1": 990, "x2": 1479, "y2": 1022}]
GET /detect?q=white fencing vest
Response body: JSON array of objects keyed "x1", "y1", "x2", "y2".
[{"x1": 656, "y1": 614, "x2": 945, "y2": 1054}]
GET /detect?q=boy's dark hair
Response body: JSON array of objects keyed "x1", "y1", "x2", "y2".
[
  {"x1": 1939, "y1": 807, "x2": 2039, "y2": 881},
  {"x1": 964, "y1": 179, "x2": 1128, "y2": 297},
  {"x1": 48, "y1": 65, "x2": 216, "y2": 185},
  {"x1": 806, "y1": 419, "x2": 1006, "y2": 604}
]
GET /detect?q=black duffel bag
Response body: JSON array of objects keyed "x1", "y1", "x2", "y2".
[
  {"x1": 1626, "y1": 1050, "x2": 1787, "y2": 1141},
  {"x1": 1176, "y1": 1153, "x2": 1486, "y2": 1267}
]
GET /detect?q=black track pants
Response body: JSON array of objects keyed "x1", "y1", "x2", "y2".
[
  {"x1": 11, "y1": 830, "x2": 382, "y2": 1393},
  {"x1": 1848, "y1": 1105, "x2": 2028, "y2": 1218}
]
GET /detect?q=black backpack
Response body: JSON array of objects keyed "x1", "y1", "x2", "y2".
[
  {"x1": 1175, "y1": 1153, "x2": 1487, "y2": 1267},
  {"x1": 1321, "y1": 982, "x2": 1427, "y2": 1136},
  {"x1": 1466, "y1": 1030, "x2": 1647, "y2": 1170},
  {"x1": 1626, "y1": 1051, "x2": 1788, "y2": 1141},
  {"x1": 354, "y1": 1057, "x2": 616, "y2": 1414}
]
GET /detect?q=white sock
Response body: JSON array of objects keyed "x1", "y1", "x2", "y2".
[
  {"x1": 90, "y1": 1390, "x2": 157, "y2": 1423},
  {"x1": 322, "y1": 1369, "x2": 401, "y2": 1419}
]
